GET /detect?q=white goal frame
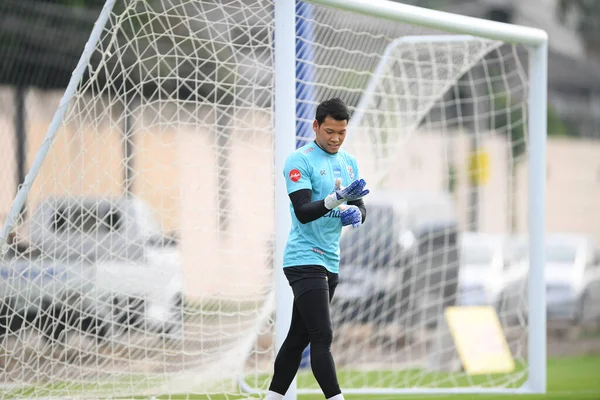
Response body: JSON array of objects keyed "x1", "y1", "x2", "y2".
[
  {"x1": 273, "y1": 0, "x2": 547, "y2": 398},
  {"x1": 0, "y1": 0, "x2": 547, "y2": 398}
]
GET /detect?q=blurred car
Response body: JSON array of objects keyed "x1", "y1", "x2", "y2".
[
  {"x1": 331, "y1": 190, "x2": 460, "y2": 328},
  {"x1": 544, "y1": 234, "x2": 600, "y2": 324},
  {"x1": 501, "y1": 233, "x2": 600, "y2": 325},
  {"x1": 579, "y1": 246, "x2": 600, "y2": 324},
  {"x1": 457, "y1": 232, "x2": 514, "y2": 306},
  {"x1": 0, "y1": 196, "x2": 184, "y2": 343}
]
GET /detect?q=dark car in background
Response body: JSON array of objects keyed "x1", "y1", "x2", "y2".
[{"x1": 331, "y1": 190, "x2": 461, "y2": 328}]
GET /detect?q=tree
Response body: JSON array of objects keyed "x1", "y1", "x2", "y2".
[
  {"x1": 557, "y1": 0, "x2": 600, "y2": 53},
  {"x1": 0, "y1": 0, "x2": 101, "y2": 88}
]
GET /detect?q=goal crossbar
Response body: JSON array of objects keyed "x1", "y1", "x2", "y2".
[{"x1": 307, "y1": 0, "x2": 547, "y2": 45}]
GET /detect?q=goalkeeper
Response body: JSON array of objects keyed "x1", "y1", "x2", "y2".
[{"x1": 266, "y1": 98, "x2": 369, "y2": 400}]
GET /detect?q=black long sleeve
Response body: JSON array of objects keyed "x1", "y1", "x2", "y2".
[
  {"x1": 289, "y1": 189, "x2": 367, "y2": 225},
  {"x1": 288, "y1": 189, "x2": 330, "y2": 224}
]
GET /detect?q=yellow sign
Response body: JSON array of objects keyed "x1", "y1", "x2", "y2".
[
  {"x1": 445, "y1": 306, "x2": 515, "y2": 375},
  {"x1": 468, "y1": 151, "x2": 490, "y2": 185}
]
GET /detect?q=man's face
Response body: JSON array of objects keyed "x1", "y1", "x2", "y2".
[{"x1": 313, "y1": 116, "x2": 347, "y2": 154}]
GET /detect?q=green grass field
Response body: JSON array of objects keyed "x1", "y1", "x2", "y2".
[
  {"x1": 158, "y1": 355, "x2": 600, "y2": 400},
  {"x1": 11, "y1": 356, "x2": 598, "y2": 399}
]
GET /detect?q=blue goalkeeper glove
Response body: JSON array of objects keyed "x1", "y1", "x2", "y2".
[
  {"x1": 324, "y1": 178, "x2": 370, "y2": 210},
  {"x1": 340, "y1": 205, "x2": 362, "y2": 228}
]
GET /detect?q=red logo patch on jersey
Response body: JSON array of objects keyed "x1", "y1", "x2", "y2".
[{"x1": 289, "y1": 169, "x2": 301, "y2": 182}]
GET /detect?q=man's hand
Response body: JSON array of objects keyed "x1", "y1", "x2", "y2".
[
  {"x1": 339, "y1": 204, "x2": 362, "y2": 228},
  {"x1": 324, "y1": 178, "x2": 370, "y2": 210},
  {"x1": 334, "y1": 178, "x2": 369, "y2": 201}
]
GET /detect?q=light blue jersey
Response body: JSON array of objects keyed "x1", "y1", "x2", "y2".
[{"x1": 283, "y1": 141, "x2": 361, "y2": 273}]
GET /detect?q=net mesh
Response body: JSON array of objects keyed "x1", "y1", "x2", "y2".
[
  {"x1": 296, "y1": 4, "x2": 529, "y2": 390},
  {"x1": 2, "y1": 0, "x2": 275, "y2": 398},
  {"x1": 0, "y1": 0, "x2": 532, "y2": 398}
]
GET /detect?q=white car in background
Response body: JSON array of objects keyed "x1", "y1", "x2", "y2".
[
  {"x1": 457, "y1": 232, "x2": 522, "y2": 307},
  {"x1": 0, "y1": 196, "x2": 184, "y2": 343},
  {"x1": 543, "y1": 234, "x2": 600, "y2": 324},
  {"x1": 502, "y1": 234, "x2": 600, "y2": 325}
]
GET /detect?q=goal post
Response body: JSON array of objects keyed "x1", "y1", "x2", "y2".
[
  {"x1": 273, "y1": 0, "x2": 298, "y2": 399},
  {"x1": 0, "y1": 0, "x2": 547, "y2": 398},
  {"x1": 274, "y1": 0, "x2": 547, "y2": 397},
  {"x1": 526, "y1": 38, "x2": 548, "y2": 395}
]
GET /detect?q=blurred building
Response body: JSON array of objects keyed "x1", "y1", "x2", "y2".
[
  {"x1": 1, "y1": 0, "x2": 599, "y2": 244},
  {"x1": 404, "y1": 0, "x2": 600, "y2": 138}
]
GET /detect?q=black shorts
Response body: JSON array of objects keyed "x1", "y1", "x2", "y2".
[{"x1": 283, "y1": 265, "x2": 339, "y2": 299}]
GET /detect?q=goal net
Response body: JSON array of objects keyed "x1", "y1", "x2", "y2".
[
  {"x1": 0, "y1": 0, "x2": 546, "y2": 398},
  {"x1": 289, "y1": 2, "x2": 537, "y2": 395}
]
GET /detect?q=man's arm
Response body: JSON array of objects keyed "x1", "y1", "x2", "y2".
[
  {"x1": 347, "y1": 199, "x2": 366, "y2": 223},
  {"x1": 289, "y1": 190, "x2": 367, "y2": 225},
  {"x1": 288, "y1": 189, "x2": 330, "y2": 224}
]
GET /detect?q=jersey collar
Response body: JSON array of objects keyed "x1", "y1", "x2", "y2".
[{"x1": 312, "y1": 140, "x2": 340, "y2": 158}]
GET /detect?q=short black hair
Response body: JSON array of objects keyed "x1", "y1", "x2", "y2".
[{"x1": 315, "y1": 97, "x2": 350, "y2": 125}]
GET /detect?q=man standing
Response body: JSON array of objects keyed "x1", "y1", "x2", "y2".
[{"x1": 266, "y1": 98, "x2": 369, "y2": 400}]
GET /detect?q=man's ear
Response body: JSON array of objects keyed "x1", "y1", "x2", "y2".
[{"x1": 312, "y1": 119, "x2": 319, "y2": 132}]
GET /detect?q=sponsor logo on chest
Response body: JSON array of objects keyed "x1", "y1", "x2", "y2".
[
  {"x1": 332, "y1": 165, "x2": 342, "y2": 177},
  {"x1": 346, "y1": 166, "x2": 354, "y2": 180}
]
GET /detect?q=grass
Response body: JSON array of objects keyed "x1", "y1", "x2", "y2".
[
  {"x1": 5, "y1": 356, "x2": 598, "y2": 399},
  {"x1": 157, "y1": 355, "x2": 600, "y2": 399}
]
